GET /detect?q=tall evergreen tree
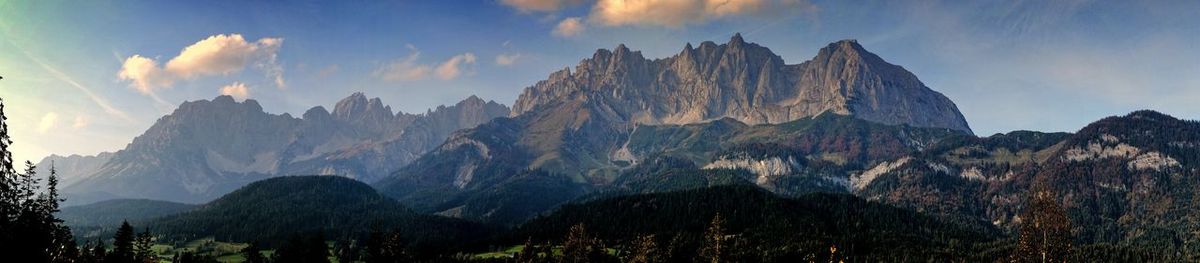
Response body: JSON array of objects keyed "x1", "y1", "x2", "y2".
[
  {"x1": 514, "y1": 238, "x2": 541, "y2": 263},
  {"x1": 0, "y1": 96, "x2": 78, "y2": 262},
  {"x1": 699, "y1": 214, "x2": 727, "y2": 263},
  {"x1": 560, "y1": 223, "x2": 609, "y2": 263},
  {"x1": 134, "y1": 227, "x2": 156, "y2": 263},
  {"x1": 627, "y1": 234, "x2": 661, "y2": 263},
  {"x1": 82, "y1": 240, "x2": 107, "y2": 263},
  {"x1": 108, "y1": 221, "x2": 136, "y2": 263}
]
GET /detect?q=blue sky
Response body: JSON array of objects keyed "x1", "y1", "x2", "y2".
[{"x1": 1, "y1": 0, "x2": 1198, "y2": 163}]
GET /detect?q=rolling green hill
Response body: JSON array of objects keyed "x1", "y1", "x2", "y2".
[{"x1": 146, "y1": 176, "x2": 493, "y2": 252}]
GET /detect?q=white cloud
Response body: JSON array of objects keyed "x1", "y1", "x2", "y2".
[
  {"x1": 119, "y1": 34, "x2": 286, "y2": 94},
  {"x1": 496, "y1": 53, "x2": 521, "y2": 66},
  {"x1": 436, "y1": 53, "x2": 477, "y2": 80},
  {"x1": 500, "y1": 0, "x2": 586, "y2": 13},
  {"x1": 118, "y1": 55, "x2": 174, "y2": 95},
  {"x1": 377, "y1": 45, "x2": 476, "y2": 81},
  {"x1": 589, "y1": 0, "x2": 813, "y2": 28},
  {"x1": 219, "y1": 82, "x2": 250, "y2": 100},
  {"x1": 553, "y1": 17, "x2": 585, "y2": 37},
  {"x1": 164, "y1": 35, "x2": 282, "y2": 78},
  {"x1": 376, "y1": 45, "x2": 433, "y2": 81},
  {"x1": 37, "y1": 112, "x2": 59, "y2": 134},
  {"x1": 72, "y1": 116, "x2": 89, "y2": 130}
]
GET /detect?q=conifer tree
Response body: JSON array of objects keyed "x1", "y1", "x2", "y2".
[
  {"x1": 699, "y1": 214, "x2": 727, "y2": 263},
  {"x1": 109, "y1": 221, "x2": 137, "y2": 263},
  {"x1": 0, "y1": 96, "x2": 78, "y2": 262},
  {"x1": 561, "y1": 223, "x2": 594, "y2": 263},
  {"x1": 514, "y1": 238, "x2": 540, "y2": 263},
  {"x1": 81, "y1": 239, "x2": 107, "y2": 263},
  {"x1": 134, "y1": 227, "x2": 156, "y2": 263},
  {"x1": 561, "y1": 223, "x2": 609, "y2": 263},
  {"x1": 627, "y1": 234, "x2": 661, "y2": 263}
]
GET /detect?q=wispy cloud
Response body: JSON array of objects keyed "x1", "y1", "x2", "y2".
[
  {"x1": 376, "y1": 45, "x2": 476, "y2": 81},
  {"x1": 553, "y1": 17, "x2": 585, "y2": 37},
  {"x1": 495, "y1": 53, "x2": 521, "y2": 66},
  {"x1": 435, "y1": 53, "x2": 477, "y2": 80},
  {"x1": 72, "y1": 115, "x2": 89, "y2": 130},
  {"x1": 375, "y1": 45, "x2": 433, "y2": 81},
  {"x1": 37, "y1": 112, "x2": 58, "y2": 134},
  {"x1": 4, "y1": 37, "x2": 139, "y2": 123}
]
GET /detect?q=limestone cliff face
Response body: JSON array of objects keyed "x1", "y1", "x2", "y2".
[{"x1": 512, "y1": 35, "x2": 972, "y2": 133}]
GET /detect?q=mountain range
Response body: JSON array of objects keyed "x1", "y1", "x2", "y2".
[
  {"x1": 376, "y1": 35, "x2": 972, "y2": 224},
  {"x1": 41, "y1": 93, "x2": 508, "y2": 205},
  {"x1": 39, "y1": 35, "x2": 1200, "y2": 256}
]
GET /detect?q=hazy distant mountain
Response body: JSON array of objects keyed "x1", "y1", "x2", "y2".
[
  {"x1": 33, "y1": 152, "x2": 114, "y2": 188},
  {"x1": 279, "y1": 95, "x2": 510, "y2": 182},
  {"x1": 58, "y1": 199, "x2": 195, "y2": 230},
  {"x1": 46, "y1": 93, "x2": 508, "y2": 205},
  {"x1": 378, "y1": 35, "x2": 973, "y2": 224}
]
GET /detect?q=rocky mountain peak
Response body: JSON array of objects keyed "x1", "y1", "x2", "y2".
[
  {"x1": 728, "y1": 32, "x2": 746, "y2": 46},
  {"x1": 614, "y1": 43, "x2": 630, "y2": 54},
  {"x1": 810, "y1": 39, "x2": 878, "y2": 68},
  {"x1": 332, "y1": 92, "x2": 395, "y2": 122},
  {"x1": 213, "y1": 94, "x2": 236, "y2": 104},
  {"x1": 512, "y1": 35, "x2": 972, "y2": 132},
  {"x1": 302, "y1": 106, "x2": 332, "y2": 121},
  {"x1": 459, "y1": 95, "x2": 485, "y2": 107},
  {"x1": 180, "y1": 95, "x2": 263, "y2": 114}
]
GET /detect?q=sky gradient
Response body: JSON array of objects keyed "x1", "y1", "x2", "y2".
[{"x1": 1, "y1": 0, "x2": 1198, "y2": 163}]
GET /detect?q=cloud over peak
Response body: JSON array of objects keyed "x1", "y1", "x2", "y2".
[
  {"x1": 118, "y1": 34, "x2": 285, "y2": 95},
  {"x1": 219, "y1": 82, "x2": 250, "y2": 100}
]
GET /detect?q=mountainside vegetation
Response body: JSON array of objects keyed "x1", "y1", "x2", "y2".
[
  {"x1": 58, "y1": 198, "x2": 195, "y2": 237},
  {"x1": 493, "y1": 185, "x2": 1004, "y2": 262},
  {"x1": 857, "y1": 110, "x2": 1200, "y2": 260},
  {"x1": 145, "y1": 176, "x2": 493, "y2": 253}
]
